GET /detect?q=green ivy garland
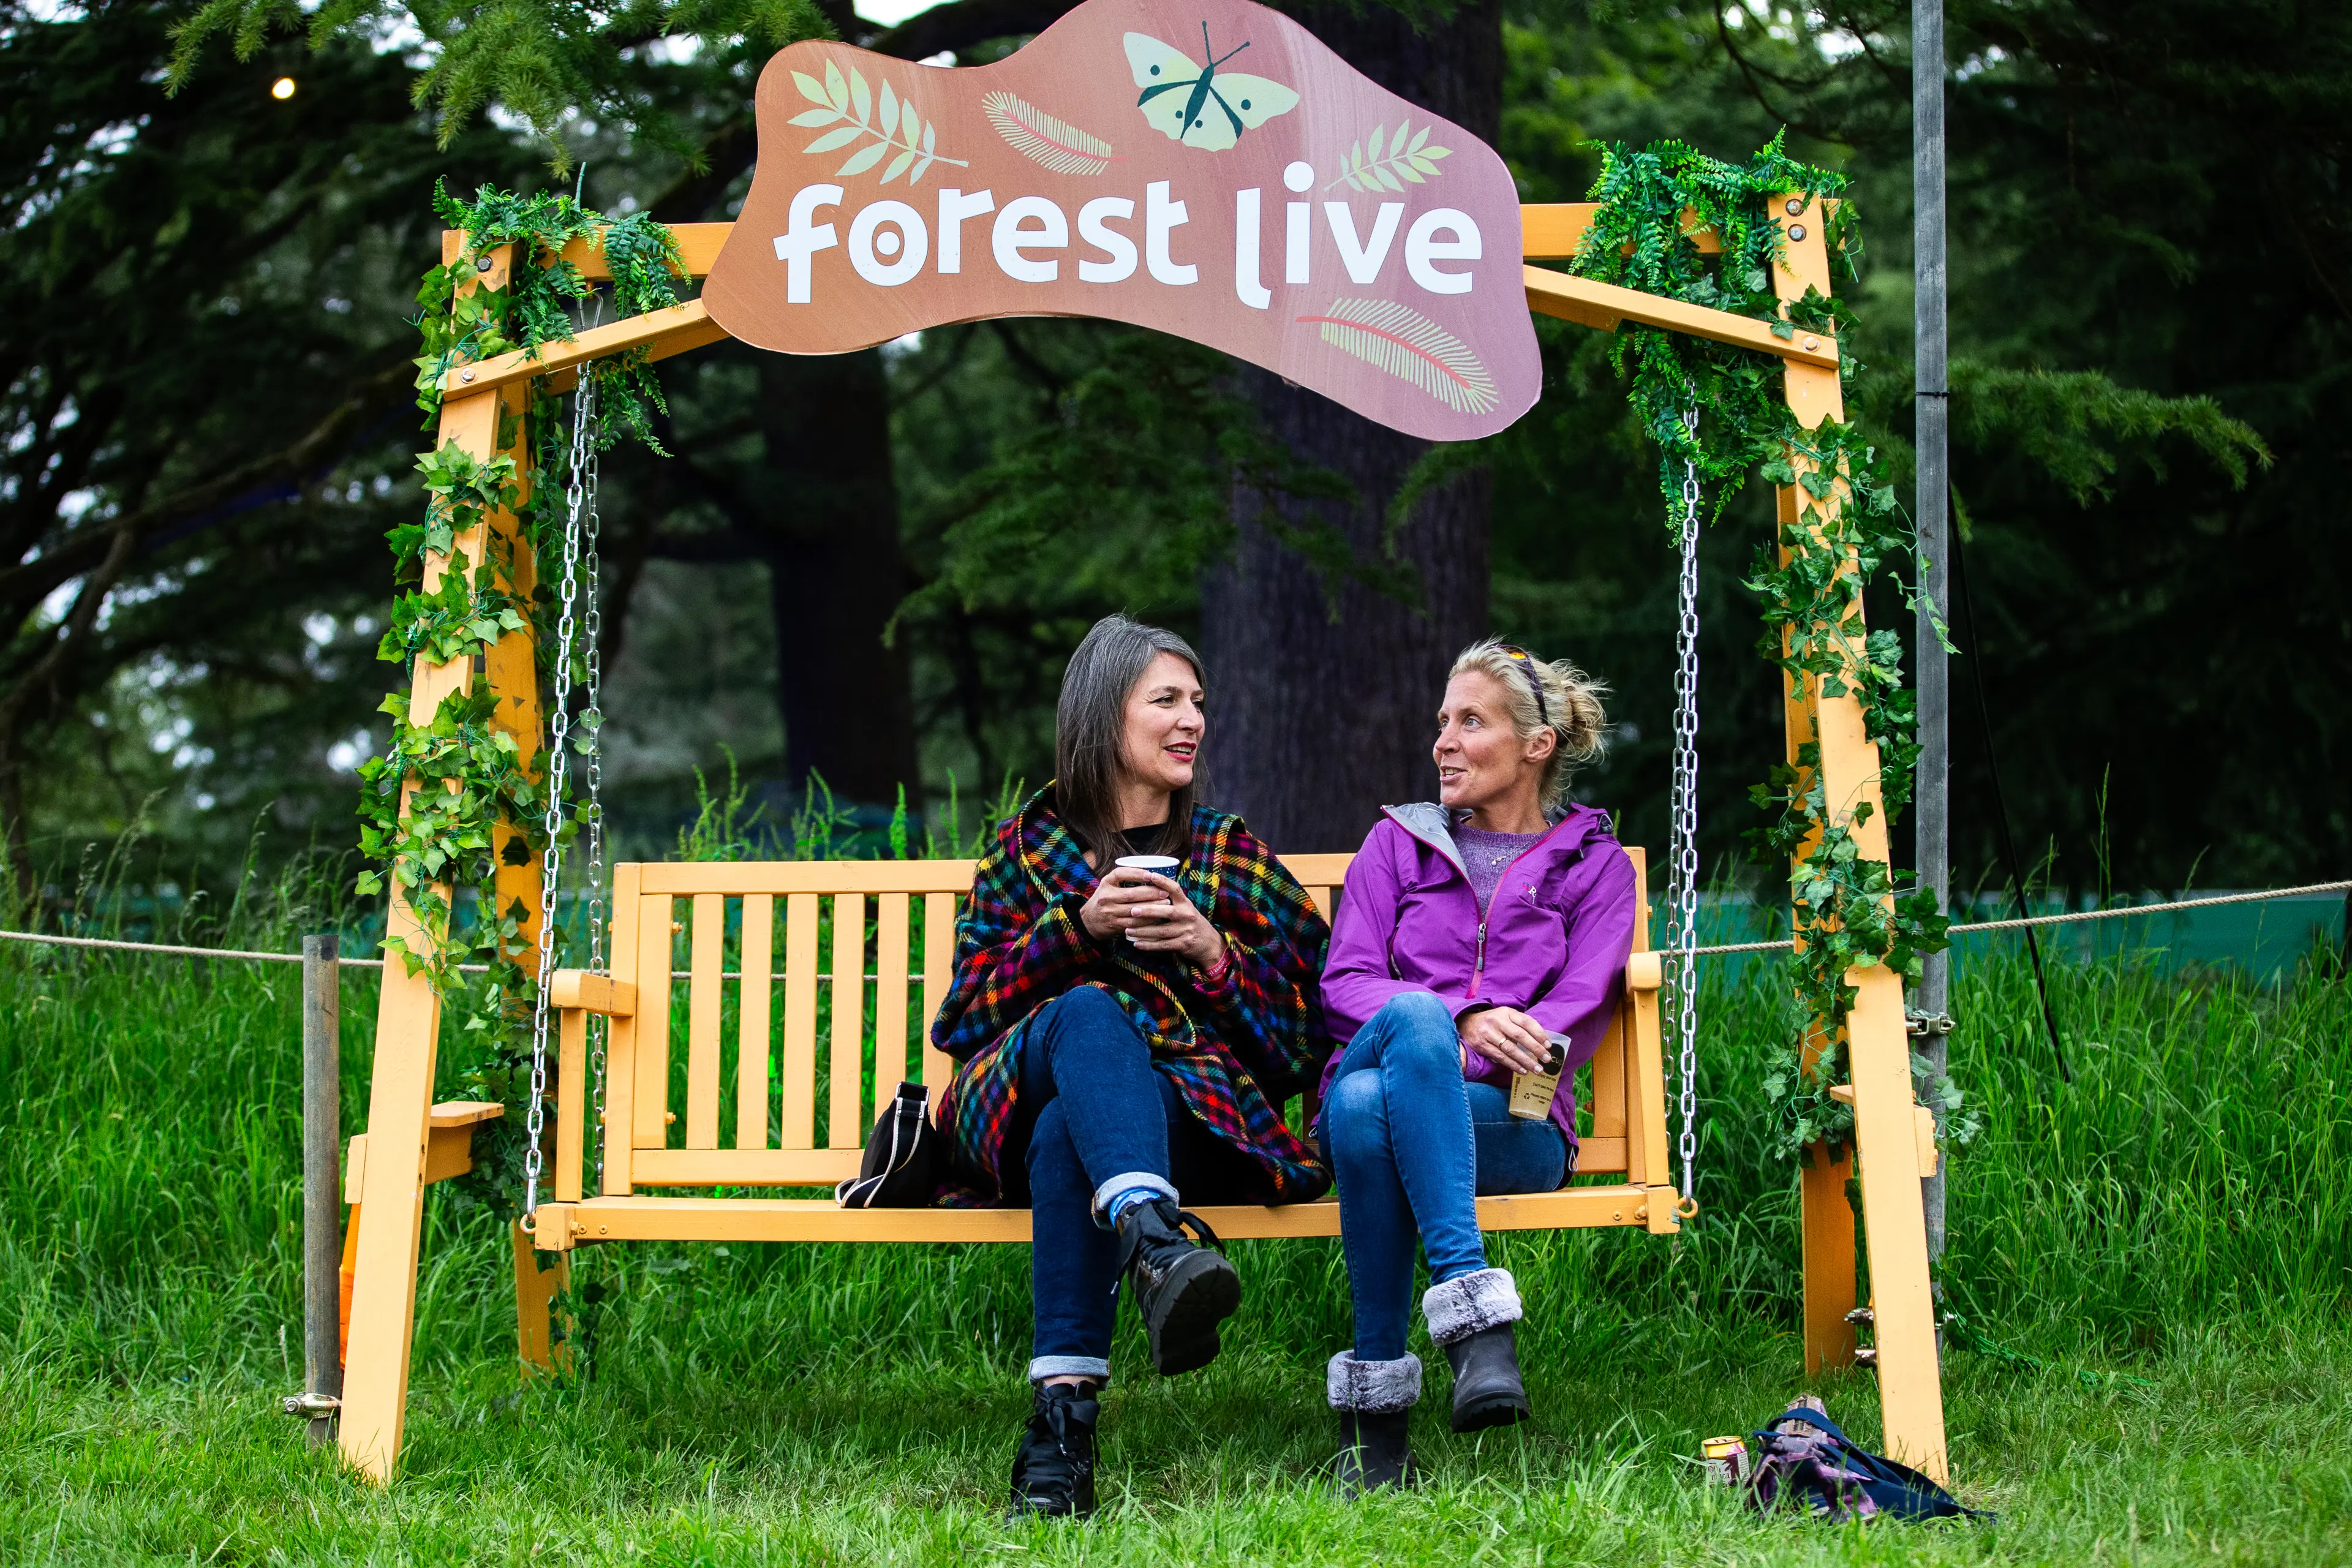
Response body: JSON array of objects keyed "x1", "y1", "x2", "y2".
[
  {"x1": 356, "y1": 183, "x2": 681, "y2": 1213},
  {"x1": 1569, "y1": 135, "x2": 1959, "y2": 1166}
]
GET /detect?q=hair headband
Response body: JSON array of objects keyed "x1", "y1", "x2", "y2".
[{"x1": 1496, "y1": 644, "x2": 1552, "y2": 728}]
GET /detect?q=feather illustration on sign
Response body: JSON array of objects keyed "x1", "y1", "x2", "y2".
[
  {"x1": 1298, "y1": 298, "x2": 1498, "y2": 415},
  {"x1": 982, "y1": 91, "x2": 1118, "y2": 175}
]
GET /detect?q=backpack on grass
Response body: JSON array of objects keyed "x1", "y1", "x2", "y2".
[{"x1": 1746, "y1": 1406, "x2": 1988, "y2": 1523}]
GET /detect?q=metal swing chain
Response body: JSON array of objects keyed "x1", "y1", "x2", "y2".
[
  {"x1": 1667, "y1": 406, "x2": 1704, "y2": 1216},
  {"x1": 579, "y1": 399, "x2": 609, "y2": 1190},
  {"x1": 522, "y1": 377, "x2": 597, "y2": 1222}
]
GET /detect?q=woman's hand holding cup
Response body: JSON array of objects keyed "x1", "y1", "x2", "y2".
[
  {"x1": 1080, "y1": 856, "x2": 1222, "y2": 968},
  {"x1": 1458, "y1": 1005, "x2": 1553, "y2": 1075}
]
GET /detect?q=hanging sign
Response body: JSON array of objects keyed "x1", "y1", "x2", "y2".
[{"x1": 703, "y1": 0, "x2": 1539, "y2": 442}]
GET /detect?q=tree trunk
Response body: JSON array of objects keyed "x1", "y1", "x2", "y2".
[
  {"x1": 1198, "y1": 0, "x2": 1502, "y2": 854},
  {"x1": 744, "y1": 347, "x2": 919, "y2": 805}
]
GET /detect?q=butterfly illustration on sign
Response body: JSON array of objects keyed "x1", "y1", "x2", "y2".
[{"x1": 1123, "y1": 24, "x2": 1300, "y2": 151}]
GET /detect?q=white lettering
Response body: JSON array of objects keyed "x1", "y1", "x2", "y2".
[
  {"x1": 1286, "y1": 202, "x2": 1311, "y2": 284},
  {"x1": 1234, "y1": 189, "x2": 1269, "y2": 310},
  {"x1": 993, "y1": 195, "x2": 1068, "y2": 282},
  {"x1": 1324, "y1": 202, "x2": 1404, "y2": 284},
  {"x1": 772, "y1": 184, "x2": 843, "y2": 304},
  {"x1": 1077, "y1": 197, "x2": 1139, "y2": 283},
  {"x1": 935, "y1": 187, "x2": 994, "y2": 273},
  {"x1": 850, "y1": 201, "x2": 928, "y2": 287},
  {"x1": 1405, "y1": 208, "x2": 1480, "y2": 295},
  {"x1": 1146, "y1": 181, "x2": 1196, "y2": 285}
]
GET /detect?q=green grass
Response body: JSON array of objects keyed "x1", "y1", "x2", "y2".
[{"x1": 2, "y1": 876, "x2": 2349, "y2": 1564}]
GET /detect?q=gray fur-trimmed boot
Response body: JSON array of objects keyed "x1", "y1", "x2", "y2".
[
  {"x1": 1423, "y1": 1267, "x2": 1531, "y2": 1433},
  {"x1": 1328, "y1": 1350, "x2": 1421, "y2": 1497}
]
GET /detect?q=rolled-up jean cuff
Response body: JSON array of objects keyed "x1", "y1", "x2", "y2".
[
  {"x1": 1090, "y1": 1170, "x2": 1179, "y2": 1226},
  {"x1": 1028, "y1": 1355, "x2": 1110, "y2": 1384}
]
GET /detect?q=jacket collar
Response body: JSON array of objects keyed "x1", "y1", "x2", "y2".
[{"x1": 1382, "y1": 801, "x2": 1605, "y2": 884}]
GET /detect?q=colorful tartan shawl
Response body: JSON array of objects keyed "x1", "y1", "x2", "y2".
[{"x1": 932, "y1": 788, "x2": 1333, "y2": 1205}]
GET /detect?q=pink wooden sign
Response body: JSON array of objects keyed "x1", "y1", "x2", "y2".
[{"x1": 704, "y1": 0, "x2": 1539, "y2": 441}]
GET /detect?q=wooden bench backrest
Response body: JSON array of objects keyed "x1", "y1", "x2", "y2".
[{"x1": 588, "y1": 848, "x2": 1653, "y2": 1198}]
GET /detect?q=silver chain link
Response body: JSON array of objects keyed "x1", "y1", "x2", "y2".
[
  {"x1": 579, "y1": 397, "x2": 609, "y2": 1191},
  {"x1": 522, "y1": 379, "x2": 597, "y2": 1221},
  {"x1": 1666, "y1": 407, "x2": 1704, "y2": 1215}
]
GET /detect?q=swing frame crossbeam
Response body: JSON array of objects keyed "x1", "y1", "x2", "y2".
[{"x1": 336, "y1": 195, "x2": 1944, "y2": 1487}]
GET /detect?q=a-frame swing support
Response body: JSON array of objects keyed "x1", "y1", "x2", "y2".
[{"x1": 337, "y1": 195, "x2": 1945, "y2": 1485}]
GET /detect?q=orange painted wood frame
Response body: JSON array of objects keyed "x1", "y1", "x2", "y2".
[{"x1": 338, "y1": 195, "x2": 1944, "y2": 1485}]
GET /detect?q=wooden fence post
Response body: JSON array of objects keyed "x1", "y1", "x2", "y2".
[{"x1": 301, "y1": 933, "x2": 341, "y2": 1447}]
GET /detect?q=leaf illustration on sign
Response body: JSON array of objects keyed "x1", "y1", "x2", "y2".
[
  {"x1": 790, "y1": 61, "x2": 970, "y2": 183},
  {"x1": 1299, "y1": 298, "x2": 1498, "y2": 415},
  {"x1": 982, "y1": 91, "x2": 1118, "y2": 175},
  {"x1": 1326, "y1": 123, "x2": 1452, "y2": 192},
  {"x1": 1124, "y1": 24, "x2": 1299, "y2": 151}
]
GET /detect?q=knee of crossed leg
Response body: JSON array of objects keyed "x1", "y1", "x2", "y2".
[
  {"x1": 1374, "y1": 991, "x2": 1463, "y2": 1064},
  {"x1": 1055, "y1": 983, "x2": 1143, "y2": 1047},
  {"x1": 1323, "y1": 1070, "x2": 1393, "y2": 1165}
]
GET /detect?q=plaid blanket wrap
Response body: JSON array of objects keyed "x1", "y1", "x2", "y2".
[{"x1": 932, "y1": 789, "x2": 1333, "y2": 1206}]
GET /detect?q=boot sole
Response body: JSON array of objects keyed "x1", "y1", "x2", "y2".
[
  {"x1": 1146, "y1": 1250, "x2": 1242, "y2": 1375},
  {"x1": 1452, "y1": 1390, "x2": 1532, "y2": 1433}
]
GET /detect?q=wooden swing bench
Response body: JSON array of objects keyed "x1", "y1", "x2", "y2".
[{"x1": 522, "y1": 846, "x2": 1683, "y2": 1255}]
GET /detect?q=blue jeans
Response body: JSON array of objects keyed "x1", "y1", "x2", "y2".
[
  {"x1": 1001, "y1": 987, "x2": 1260, "y2": 1382},
  {"x1": 1320, "y1": 992, "x2": 1570, "y2": 1361}
]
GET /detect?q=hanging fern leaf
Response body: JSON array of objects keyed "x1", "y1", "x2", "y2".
[
  {"x1": 982, "y1": 91, "x2": 1116, "y2": 175},
  {"x1": 1298, "y1": 298, "x2": 1498, "y2": 415}
]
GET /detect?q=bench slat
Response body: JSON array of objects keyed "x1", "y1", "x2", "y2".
[
  {"x1": 780, "y1": 892, "x2": 821, "y2": 1148},
  {"x1": 830, "y1": 893, "x2": 867, "y2": 1148},
  {"x1": 639, "y1": 861, "x2": 978, "y2": 895},
  {"x1": 875, "y1": 893, "x2": 911, "y2": 1091},
  {"x1": 738, "y1": 894, "x2": 774, "y2": 1151},
  {"x1": 632, "y1": 889, "x2": 674, "y2": 1152},
  {"x1": 603, "y1": 865, "x2": 643, "y2": 1194},
  {"x1": 631, "y1": 1147, "x2": 864, "y2": 1185},
  {"x1": 541, "y1": 1184, "x2": 1665, "y2": 1246},
  {"x1": 686, "y1": 892, "x2": 725, "y2": 1149},
  {"x1": 921, "y1": 891, "x2": 956, "y2": 1093}
]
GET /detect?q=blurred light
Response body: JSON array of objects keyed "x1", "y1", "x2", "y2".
[{"x1": 271, "y1": 77, "x2": 296, "y2": 100}]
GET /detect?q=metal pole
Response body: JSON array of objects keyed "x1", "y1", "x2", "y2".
[
  {"x1": 301, "y1": 933, "x2": 342, "y2": 1446},
  {"x1": 1913, "y1": 0, "x2": 1951, "y2": 1265}
]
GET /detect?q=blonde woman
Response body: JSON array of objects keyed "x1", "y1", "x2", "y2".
[{"x1": 1317, "y1": 641, "x2": 1635, "y2": 1491}]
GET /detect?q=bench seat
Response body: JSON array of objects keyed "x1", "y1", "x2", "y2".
[{"x1": 527, "y1": 849, "x2": 1684, "y2": 1253}]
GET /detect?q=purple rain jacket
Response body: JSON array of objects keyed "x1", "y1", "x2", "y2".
[{"x1": 1319, "y1": 801, "x2": 1639, "y2": 1153}]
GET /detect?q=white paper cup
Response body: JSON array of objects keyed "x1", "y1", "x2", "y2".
[{"x1": 1112, "y1": 855, "x2": 1181, "y2": 874}]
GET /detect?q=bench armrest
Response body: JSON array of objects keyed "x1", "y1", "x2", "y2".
[
  {"x1": 551, "y1": 970, "x2": 636, "y2": 1016},
  {"x1": 1625, "y1": 952, "x2": 1663, "y2": 992}
]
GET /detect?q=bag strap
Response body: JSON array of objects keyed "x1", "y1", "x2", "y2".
[{"x1": 1754, "y1": 1407, "x2": 1856, "y2": 1447}]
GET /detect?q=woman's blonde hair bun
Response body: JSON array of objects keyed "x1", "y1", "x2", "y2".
[{"x1": 1449, "y1": 639, "x2": 1610, "y2": 811}]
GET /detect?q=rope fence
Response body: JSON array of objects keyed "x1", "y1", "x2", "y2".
[{"x1": 1, "y1": 880, "x2": 2345, "y2": 969}]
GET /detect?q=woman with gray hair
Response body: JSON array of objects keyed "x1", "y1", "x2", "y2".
[
  {"x1": 932, "y1": 614, "x2": 1333, "y2": 1519},
  {"x1": 1316, "y1": 640, "x2": 1635, "y2": 1492}
]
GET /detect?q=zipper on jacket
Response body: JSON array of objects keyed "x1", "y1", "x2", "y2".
[{"x1": 1468, "y1": 821, "x2": 1580, "y2": 1003}]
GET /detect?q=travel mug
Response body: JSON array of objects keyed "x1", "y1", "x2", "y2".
[{"x1": 1508, "y1": 1034, "x2": 1571, "y2": 1120}]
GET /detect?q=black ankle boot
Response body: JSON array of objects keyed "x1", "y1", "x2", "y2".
[
  {"x1": 1335, "y1": 1409, "x2": 1416, "y2": 1496},
  {"x1": 1327, "y1": 1349, "x2": 1422, "y2": 1498},
  {"x1": 1442, "y1": 1323, "x2": 1531, "y2": 1432},
  {"x1": 1114, "y1": 1197, "x2": 1240, "y2": 1376},
  {"x1": 1008, "y1": 1382, "x2": 1099, "y2": 1519}
]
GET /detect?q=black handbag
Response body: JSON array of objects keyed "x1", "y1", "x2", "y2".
[{"x1": 834, "y1": 1080, "x2": 944, "y2": 1207}]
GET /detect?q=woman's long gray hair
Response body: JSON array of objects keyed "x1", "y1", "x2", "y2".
[{"x1": 1055, "y1": 614, "x2": 1205, "y2": 867}]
